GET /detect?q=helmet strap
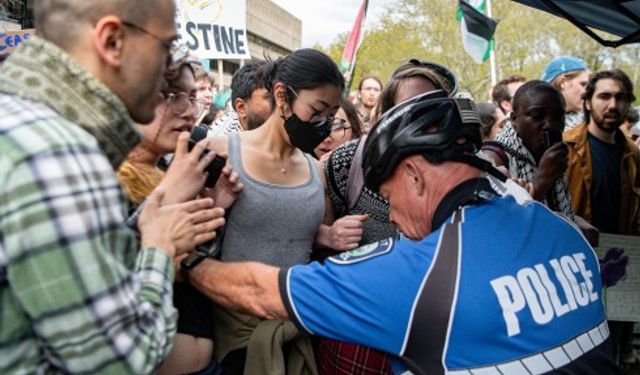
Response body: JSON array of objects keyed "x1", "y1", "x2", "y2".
[{"x1": 449, "y1": 154, "x2": 508, "y2": 182}]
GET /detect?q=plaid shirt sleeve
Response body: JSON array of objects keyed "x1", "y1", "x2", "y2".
[{"x1": 1, "y1": 141, "x2": 177, "y2": 373}]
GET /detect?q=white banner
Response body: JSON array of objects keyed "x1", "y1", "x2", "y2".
[{"x1": 176, "y1": 0, "x2": 251, "y2": 59}]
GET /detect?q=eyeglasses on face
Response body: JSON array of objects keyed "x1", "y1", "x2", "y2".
[
  {"x1": 164, "y1": 91, "x2": 206, "y2": 118},
  {"x1": 122, "y1": 20, "x2": 173, "y2": 50},
  {"x1": 330, "y1": 118, "x2": 352, "y2": 140},
  {"x1": 121, "y1": 20, "x2": 186, "y2": 71},
  {"x1": 361, "y1": 86, "x2": 381, "y2": 93}
]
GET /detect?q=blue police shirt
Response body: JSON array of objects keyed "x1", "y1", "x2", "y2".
[{"x1": 279, "y1": 193, "x2": 618, "y2": 375}]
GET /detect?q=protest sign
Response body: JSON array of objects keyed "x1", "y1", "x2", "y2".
[
  {"x1": 176, "y1": 0, "x2": 251, "y2": 59},
  {"x1": 0, "y1": 29, "x2": 35, "y2": 56},
  {"x1": 595, "y1": 234, "x2": 640, "y2": 322}
]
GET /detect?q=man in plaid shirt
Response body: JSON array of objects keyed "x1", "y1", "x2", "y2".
[{"x1": 0, "y1": 0, "x2": 222, "y2": 373}]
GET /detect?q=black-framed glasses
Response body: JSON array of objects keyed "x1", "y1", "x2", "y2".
[
  {"x1": 330, "y1": 118, "x2": 351, "y2": 140},
  {"x1": 122, "y1": 20, "x2": 173, "y2": 51},
  {"x1": 164, "y1": 91, "x2": 206, "y2": 118},
  {"x1": 121, "y1": 20, "x2": 185, "y2": 71}
]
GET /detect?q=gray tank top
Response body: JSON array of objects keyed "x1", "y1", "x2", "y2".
[{"x1": 220, "y1": 132, "x2": 324, "y2": 267}]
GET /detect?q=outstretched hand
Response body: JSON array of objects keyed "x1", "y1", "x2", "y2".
[{"x1": 139, "y1": 188, "x2": 226, "y2": 257}]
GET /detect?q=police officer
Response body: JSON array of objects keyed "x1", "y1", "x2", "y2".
[{"x1": 185, "y1": 90, "x2": 618, "y2": 375}]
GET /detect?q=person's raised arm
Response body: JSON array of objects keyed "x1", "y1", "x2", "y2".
[
  {"x1": 160, "y1": 132, "x2": 219, "y2": 205},
  {"x1": 532, "y1": 143, "x2": 568, "y2": 202}
]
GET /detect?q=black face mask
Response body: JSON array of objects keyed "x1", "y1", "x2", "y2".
[{"x1": 282, "y1": 110, "x2": 331, "y2": 154}]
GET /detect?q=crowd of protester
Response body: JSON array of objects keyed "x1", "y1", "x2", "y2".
[{"x1": 0, "y1": 0, "x2": 639, "y2": 374}]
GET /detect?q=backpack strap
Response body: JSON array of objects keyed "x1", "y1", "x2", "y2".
[
  {"x1": 345, "y1": 135, "x2": 368, "y2": 211},
  {"x1": 481, "y1": 141, "x2": 510, "y2": 169}
]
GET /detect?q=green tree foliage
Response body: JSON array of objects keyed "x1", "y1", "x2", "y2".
[{"x1": 321, "y1": 0, "x2": 640, "y2": 102}]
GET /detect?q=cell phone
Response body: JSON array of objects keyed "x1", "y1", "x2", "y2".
[
  {"x1": 188, "y1": 131, "x2": 226, "y2": 188},
  {"x1": 543, "y1": 129, "x2": 563, "y2": 150}
]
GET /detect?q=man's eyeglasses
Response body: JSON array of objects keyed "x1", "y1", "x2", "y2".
[
  {"x1": 361, "y1": 86, "x2": 381, "y2": 93},
  {"x1": 121, "y1": 20, "x2": 186, "y2": 71},
  {"x1": 330, "y1": 118, "x2": 351, "y2": 140},
  {"x1": 164, "y1": 91, "x2": 207, "y2": 118}
]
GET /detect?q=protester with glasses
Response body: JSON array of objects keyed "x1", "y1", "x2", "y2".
[
  {"x1": 356, "y1": 75, "x2": 383, "y2": 131},
  {"x1": 0, "y1": 0, "x2": 229, "y2": 373},
  {"x1": 117, "y1": 56, "x2": 243, "y2": 375},
  {"x1": 314, "y1": 98, "x2": 363, "y2": 159}
]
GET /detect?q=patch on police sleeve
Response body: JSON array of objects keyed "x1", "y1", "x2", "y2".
[{"x1": 328, "y1": 238, "x2": 394, "y2": 265}]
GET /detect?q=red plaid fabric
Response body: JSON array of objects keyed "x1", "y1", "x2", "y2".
[{"x1": 316, "y1": 338, "x2": 392, "y2": 375}]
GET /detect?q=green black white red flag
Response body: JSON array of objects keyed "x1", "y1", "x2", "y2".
[
  {"x1": 339, "y1": 0, "x2": 369, "y2": 91},
  {"x1": 457, "y1": 0, "x2": 498, "y2": 64}
]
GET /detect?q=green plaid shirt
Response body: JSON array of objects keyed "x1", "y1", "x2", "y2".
[{"x1": 0, "y1": 38, "x2": 177, "y2": 374}]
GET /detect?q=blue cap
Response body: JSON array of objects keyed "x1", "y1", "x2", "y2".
[{"x1": 542, "y1": 56, "x2": 588, "y2": 83}]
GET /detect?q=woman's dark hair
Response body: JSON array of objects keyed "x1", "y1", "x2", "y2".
[
  {"x1": 477, "y1": 102, "x2": 499, "y2": 138},
  {"x1": 255, "y1": 48, "x2": 345, "y2": 110},
  {"x1": 358, "y1": 75, "x2": 383, "y2": 91},
  {"x1": 340, "y1": 98, "x2": 364, "y2": 139}
]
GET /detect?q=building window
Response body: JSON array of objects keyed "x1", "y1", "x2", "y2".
[{"x1": 1, "y1": 0, "x2": 33, "y2": 28}]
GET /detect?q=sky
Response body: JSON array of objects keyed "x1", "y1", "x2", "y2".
[{"x1": 270, "y1": 0, "x2": 394, "y2": 48}]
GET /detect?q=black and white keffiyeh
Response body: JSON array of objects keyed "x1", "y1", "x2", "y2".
[{"x1": 494, "y1": 123, "x2": 574, "y2": 220}]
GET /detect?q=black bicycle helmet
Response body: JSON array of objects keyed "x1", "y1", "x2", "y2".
[{"x1": 362, "y1": 90, "x2": 488, "y2": 192}]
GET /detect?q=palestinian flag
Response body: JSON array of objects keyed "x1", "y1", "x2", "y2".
[
  {"x1": 339, "y1": 0, "x2": 369, "y2": 91},
  {"x1": 457, "y1": 0, "x2": 498, "y2": 64}
]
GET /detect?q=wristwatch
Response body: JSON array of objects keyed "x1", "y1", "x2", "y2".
[
  {"x1": 180, "y1": 232, "x2": 222, "y2": 280},
  {"x1": 180, "y1": 251, "x2": 208, "y2": 280}
]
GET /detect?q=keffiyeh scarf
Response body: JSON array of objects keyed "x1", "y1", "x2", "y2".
[{"x1": 494, "y1": 123, "x2": 574, "y2": 220}]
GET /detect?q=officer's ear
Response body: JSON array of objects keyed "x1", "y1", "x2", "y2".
[{"x1": 404, "y1": 157, "x2": 426, "y2": 197}]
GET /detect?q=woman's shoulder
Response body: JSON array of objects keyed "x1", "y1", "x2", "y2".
[{"x1": 328, "y1": 138, "x2": 360, "y2": 169}]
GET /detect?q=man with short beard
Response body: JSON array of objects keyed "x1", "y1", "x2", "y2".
[
  {"x1": 209, "y1": 61, "x2": 272, "y2": 136},
  {"x1": 564, "y1": 69, "x2": 640, "y2": 236},
  {"x1": 564, "y1": 69, "x2": 640, "y2": 368}
]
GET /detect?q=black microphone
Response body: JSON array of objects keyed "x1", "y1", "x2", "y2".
[{"x1": 188, "y1": 125, "x2": 226, "y2": 188}]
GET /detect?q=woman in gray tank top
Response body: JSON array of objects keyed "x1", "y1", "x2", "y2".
[{"x1": 203, "y1": 49, "x2": 345, "y2": 374}]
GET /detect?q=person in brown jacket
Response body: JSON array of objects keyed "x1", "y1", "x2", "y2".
[
  {"x1": 563, "y1": 69, "x2": 640, "y2": 368},
  {"x1": 564, "y1": 69, "x2": 640, "y2": 236}
]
